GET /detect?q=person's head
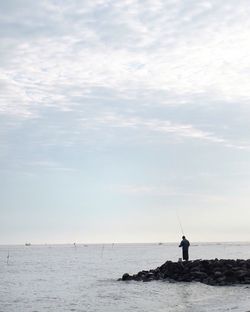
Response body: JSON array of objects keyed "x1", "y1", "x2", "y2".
[{"x1": 182, "y1": 236, "x2": 185, "y2": 239}]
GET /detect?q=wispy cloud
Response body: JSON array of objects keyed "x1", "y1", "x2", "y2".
[
  {"x1": 80, "y1": 113, "x2": 250, "y2": 149},
  {"x1": 29, "y1": 160, "x2": 75, "y2": 172},
  {"x1": 1, "y1": 1, "x2": 250, "y2": 244},
  {"x1": 0, "y1": 1, "x2": 250, "y2": 166},
  {"x1": 108, "y1": 183, "x2": 234, "y2": 204},
  {"x1": 1, "y1": 0, "x2": 250, "y2": 119},
  {"x1": 109, "y1": 184, "x2": 177, "y2": 196}
]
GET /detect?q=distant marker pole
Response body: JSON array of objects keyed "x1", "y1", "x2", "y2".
[
  {"x1": 101, "y1": 244, "x2": 104, "y2": 258},
  {"x1": 7, "y1": 251, "x2": 10, "y2": 265}
]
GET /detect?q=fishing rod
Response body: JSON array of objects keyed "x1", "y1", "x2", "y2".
[{"x1": 176, "y1": 210, "x2": 185, "y2": 236}]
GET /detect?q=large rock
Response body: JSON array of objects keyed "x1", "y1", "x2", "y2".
[{"x1": 120, "y1": 259, "x2": 250, "y2": 286}]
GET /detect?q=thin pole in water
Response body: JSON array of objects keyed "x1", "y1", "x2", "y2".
[
  {"x1": 7, "y1": 251, "x2": 10, "y2": 265},
  {"x1": 101, "y1": 244, "x2": 104, "y2": 258}
]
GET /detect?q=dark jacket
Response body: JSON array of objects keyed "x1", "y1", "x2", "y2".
[{"x1": 179, "y1": 238, "x2": 190, "y2": 251}]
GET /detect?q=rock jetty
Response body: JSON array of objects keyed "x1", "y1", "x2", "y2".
[{"x1": 120, "y1": 259, "x2": 250, "y2": 286}]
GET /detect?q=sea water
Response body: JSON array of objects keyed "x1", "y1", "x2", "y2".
[{"x1": 0, "y1": 243, "x2": 250, "y2": 312}]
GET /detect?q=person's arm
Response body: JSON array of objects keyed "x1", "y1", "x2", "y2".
[{"x1": 179, "y1": 241, "x2": 183, "y2": 247}]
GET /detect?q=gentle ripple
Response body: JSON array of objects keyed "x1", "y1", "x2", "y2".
[{"x1": 0, "y1": 243, "x2": 250, "y2": 311}]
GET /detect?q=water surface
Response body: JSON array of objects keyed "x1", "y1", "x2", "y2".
[{"x1": 1, "y1": 243, "x2": 250, "y2": 311}]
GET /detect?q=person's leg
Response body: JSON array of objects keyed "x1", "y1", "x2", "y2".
[{"x1": 183, "y1": 249, "x2": 189, "y2": 261}]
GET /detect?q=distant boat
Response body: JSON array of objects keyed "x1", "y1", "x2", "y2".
[
  {"x1": 25, "y1": 243, "x2": 31, "y2": 246},
  {"x1": 158, "y1": 242, "x2": 163, "y2": 245}
]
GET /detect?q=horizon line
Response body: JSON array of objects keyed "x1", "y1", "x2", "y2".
[{"x1": 1, "y1": 240, "x2": 250, "y2": 246}]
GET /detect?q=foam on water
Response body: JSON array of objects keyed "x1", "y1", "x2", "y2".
[{"x1": 1, "y1": 243, "x2": 250, "y2": 311}]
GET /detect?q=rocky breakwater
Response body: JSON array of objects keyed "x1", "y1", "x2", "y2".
[{"x1": 120, "y1": 259, "x2": 250, "y2": 286}]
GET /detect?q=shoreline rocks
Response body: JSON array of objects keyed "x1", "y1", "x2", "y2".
[{"x1": 120, "y1": 259, "x2": 250, "y2": 286}]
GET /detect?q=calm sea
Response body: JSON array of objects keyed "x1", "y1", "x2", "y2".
[{"x1": 1, "y1": 243, "x2": 250, "y2": 312}]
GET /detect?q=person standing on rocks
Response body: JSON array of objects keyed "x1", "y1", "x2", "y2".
[{"x1": 179, "y1": 236, "x2": 190, "y2": 261}]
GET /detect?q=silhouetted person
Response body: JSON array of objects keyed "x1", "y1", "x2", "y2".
[{"x1": 179, "y1": 236, "x2": 190, "y2": 261}]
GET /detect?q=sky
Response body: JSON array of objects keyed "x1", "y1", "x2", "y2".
[{"x1": 1, "y1": 0, "x2": 250, "y2": 244}]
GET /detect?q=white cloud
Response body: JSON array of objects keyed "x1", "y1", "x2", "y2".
[
  {"x1": 107, "y1": 183, "x2": 240, "y2": 206},
  {"x1": 79, "y1": 113, "x2": 250, "y2": 149},
  {"x1": 29, "y1": 160, "x2": 75, "y2": 172},
  {"x1": 1, "y1": 0, "x2": 250, "y2": 119},
  {"x1": 1, "y1": 0, "x2": 250, "y2": 244},
  {"x1": 109, "y1": 184, "x2": 177, "y2": 196},
  {"x1": 0, "y1": 73, "x2": 34, "y2": 117}
]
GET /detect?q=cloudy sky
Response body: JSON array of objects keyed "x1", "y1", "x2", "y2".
[{"x1": 1, "y1": 0, "x2": 250, "y2": 244}]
